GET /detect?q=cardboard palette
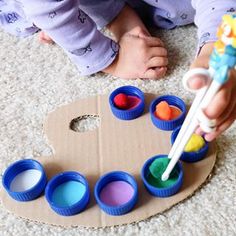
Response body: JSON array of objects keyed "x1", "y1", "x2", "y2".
[{"x1": 0, "y1": 93, "x2": 216, "y2": 227}]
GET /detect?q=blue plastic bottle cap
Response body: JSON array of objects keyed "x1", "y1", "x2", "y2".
[
  {"x1": 2, "y1": 159, "x2": 47, "y2": 201},
  {"x1": 141, "y1": 155, "x2": 183, "y2": 197},
  {"x1": 171, "y1": 126, "x2": 209, "y2": 162},
  {"x1": 94, "y1": 171, "x2": 138, "y2": 215},
  {"x1": 109, "y1": 86, "x2": 145, "y2": 120},
  {"x1": 45, "y1": 171, "x2": 90, "y2": 216},
  {"x1": 150, "y1": 95, "x2": 186, "y2": 131}
]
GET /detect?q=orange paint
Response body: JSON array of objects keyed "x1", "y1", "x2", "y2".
[
  {"x1": 155, "y1": 101, "x2": 182, "y2": 120},
  {"x1": 155, "y1": 101, "x2": 171, "y2": 120}
]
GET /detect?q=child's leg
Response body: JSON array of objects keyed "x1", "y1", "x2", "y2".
[
  {"x1": 126, "y1": 0, "x2": 195, "y2": 29},
  {"x1": 151, "y1": 0, "x2": 195, "y2": 29},
  {"x1": 0, "y1": 0, "x2": 39, "y2": 37},
  {"x1": 36, "y1": 0, "x2": 128, "y2": 45},
  {"x1": 21, "y1": 0, "x2": 168, "y2": 79},
  {"x1": 79, "y1": 0, "x2": 127, "y2": 31},
  {"x1": 21, "y1": 0, "x2": 125, "y2": 76}
]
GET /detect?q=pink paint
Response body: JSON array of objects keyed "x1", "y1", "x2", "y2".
[
  {"x1": 99, "y1": 181, "x2": 134, "y2": 206},
  {"x1": 127, "y1": 96, "x2": 141, "y2": 110}
]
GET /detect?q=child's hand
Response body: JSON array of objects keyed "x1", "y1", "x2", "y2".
[
  {"x1": 103, "y1": 27, "x2": 168, "y2": 79},
  {"x1": 104, "y1": 5, "x2": 168, "y2": 79},
  {"x1": 189, "y1": 43, "x2": 236, "y2": 141}
]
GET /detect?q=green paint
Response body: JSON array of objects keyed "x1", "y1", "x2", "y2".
[
  {"x1": 149, "y1": 158, "x2": 171, "y2": 179},
  {"x1": 148, "y1": 158, "x2": 179, "y2": 188}
]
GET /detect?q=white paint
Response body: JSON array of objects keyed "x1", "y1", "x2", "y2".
[{"x1": 10, "y1": 169, "x2": 42, "y2": 192}]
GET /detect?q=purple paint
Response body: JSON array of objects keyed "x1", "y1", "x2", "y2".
[{"x1": 99, "y1": 181, "x2": 134, "y2": 206}]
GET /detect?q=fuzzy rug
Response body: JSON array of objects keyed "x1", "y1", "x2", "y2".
[{"x1": 0, "y1": 25, "x2": 236, "y2": 236}]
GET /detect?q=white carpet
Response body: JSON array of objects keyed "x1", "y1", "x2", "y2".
[{"x1": 0, "y1": 25, "x2": 236, "y2": 236}]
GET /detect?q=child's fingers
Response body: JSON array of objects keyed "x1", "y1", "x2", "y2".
[
  {"x1": 203, "y1": 79, "x2": 232, "y2": 119},
  {"x1": 195, "y1": 126, "x2": 204, "y2": 136},
  {"x1": 204, "y1": 107, "x2": 236, "y2": 141},
  {"x1": 149, "y1": 47, "x2": 168, "y2": 57},
  {"x1": 215, "y1": 97, "x2": 236, "y2": 126},
  {"x1": 137, "y1": 29, "x2": 151, "y2": 38},
  {"x1": 202, "y1": 71, "x2": 236, "y2": 141},
  {"x1": 146, "y1": 57, "x2": 168, "y2": 68},
  {"x1": 143, "y1": 67, "x2": 167, "y2": 80},
  {"x1": 185, "y1": 74, "x2": 210, "y2": 90},
  {"x1": 144, "y1": 37, "x2": 165, "y2": 47},
  {"x1": 195, "y1": 86, "x2": 235, "y2": 139},
  {"x1": 130, "y1": 26, "x2": 151, "y2": 38}
]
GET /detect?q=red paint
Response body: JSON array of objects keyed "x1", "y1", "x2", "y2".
[
  {"x1": 114, "y1": 94, "x2": 141, "y2": 110},
  {"x1": 114, "y1": 93, "x2": 129, "y2": 109}
]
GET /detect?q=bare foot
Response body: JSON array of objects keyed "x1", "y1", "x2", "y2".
[{"x1": 38, "y1": 31, "x2": 54, "y2": 44}]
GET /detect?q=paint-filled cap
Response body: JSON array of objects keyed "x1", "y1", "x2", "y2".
[
  {"x1": 109, "y1": 86, "x2": 145, "y2": 120},
  {"x1": 94, "y1": 171, "x2": 138, "y2": 215},
  {"x1": 2, "y1": 159, "x2": 47, "y2": 201},
  {"x1": 150, "y1": 95, "x2": 186, "y2": 131},
  {"x1": 45, "y1": 171, "x2": 90, "y2": 216},
  {"x1": 141, "y1": 155, "x2": 183, "y2": 197},
  {"x1": 171, "y1": 126, "x2": 209, "y2": 162}
]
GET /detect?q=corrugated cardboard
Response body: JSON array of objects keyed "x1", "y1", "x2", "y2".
[{"x1": 0, "y1": 93, "x2": 216, "y2": 227}]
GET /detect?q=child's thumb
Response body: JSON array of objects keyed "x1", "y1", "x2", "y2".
[
  {"x1": 185, "y1": 56, "x2": 211, "y2": 91},
  {"x1": 182, "y1": 68, "x2": 211, "y2": 92},
  {"x1": 187, "y1": 75, "x2": 208, "y2": 90}
]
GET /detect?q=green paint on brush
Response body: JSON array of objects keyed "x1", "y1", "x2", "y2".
[{"x1": 148, "y1": 158, "x2": 179, "y2": 188}]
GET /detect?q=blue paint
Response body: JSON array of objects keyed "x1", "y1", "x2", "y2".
[{"x1": 52, "y1": 181, "x2": 86, "y2": 207}]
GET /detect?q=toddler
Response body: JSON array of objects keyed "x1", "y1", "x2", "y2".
[{"x1": 0, "y1": 0, "x2": 236, "y2": 141}]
